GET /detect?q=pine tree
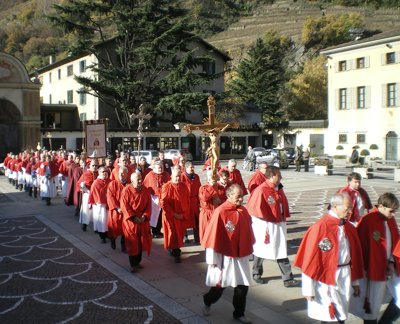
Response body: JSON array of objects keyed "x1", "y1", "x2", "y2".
[
  {"x1": 50, "y1": 0, "x2": 218, "y2": 128},
  {"x1": 227, "y1": 31, "x2": 292, "y2": 124}
]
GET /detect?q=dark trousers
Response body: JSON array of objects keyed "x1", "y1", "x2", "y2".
[
  {"x1": 129, "y1": 252, "x2": 142, "y2": 267},
  {"x1": 379, "y1": 298, "x2": 400, "y2": 323},
  {"x1": 203, "y1": 285, "x2": 248, "y2": 319},
  {"x1": 252, "y1": 256, "x2": 293, "y2": 281},
  {"x1": 304, "y1": 160, "x2": 309, "y2": 172}
]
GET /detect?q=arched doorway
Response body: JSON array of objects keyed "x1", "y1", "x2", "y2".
[
  {"x1": 0, "y1": 99, "x2": 21, "y2": 157},
  {"x1": 0, "y1": 52, "x2": 41, "y2": 156},
  {"x1": 386, "y1": 131, "x2": 398, "y2": 161}
]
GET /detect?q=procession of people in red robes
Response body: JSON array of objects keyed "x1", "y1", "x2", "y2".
[{"x1": 3, "y1": 147, "x2": 400, "y2": 324}]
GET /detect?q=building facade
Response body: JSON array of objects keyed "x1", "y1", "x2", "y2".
[
  {"x1": 321, "y1": 30, "x2": 400, "y2": 160},
  {"x1": 34, "y1": 38, "x2": 265, "y2": 159}
]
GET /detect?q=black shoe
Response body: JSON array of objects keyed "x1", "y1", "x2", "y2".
[
  {"x1": 174, "y1": 255, "x2": 181, "y2": 263},
  {"x1": 81, "y1": 224, "x2": 87, "y2": 232},
  {"x1": 253, "y1": 276, "x2": 264, "y2": 284},
  {"x1": 110, "y1": 239, "x2": 116, "y2": 250},
  {"x1": 152, "y1": 233, "x2": 163, "y2": 238},
  {"x1": 284, "y1": 279, "x2": 299, "y2": 287},
  {"x1": 101, "y1": 238, "x2": 107, "y2": 244},
  {"x1": 121, "y1": 244, "x2": 126, "y2": 253}
]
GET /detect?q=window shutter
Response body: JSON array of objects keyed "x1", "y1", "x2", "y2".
[
  {"x1": 366, "y1": 86, "x2": 371, "y2": 109},
  {"x1": 396, "y1": 83, "x2": 400, "y2": 107},
  {"x1": 365, "y1": 56, "x2": 370, "y2": 68},
  {"x1": 348, "y1": 59, "x2": 354, "y2": 70},
  {"x1": 381, "y1": 54, "x2": 386, "y2": 66},
  {"x1": 396, "y1": 52, "x2": 400, "y2": 63},
  {"x1": 349, "y1": 87, "x2": 355, "y2": 109},
  {"x1": 382, "y1": 84, "x2": 387, "y2": 108}
]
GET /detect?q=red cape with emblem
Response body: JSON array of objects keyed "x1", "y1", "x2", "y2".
[
  {"x1": 357, "y1": 209, "x2": 400, "y2": 280},
  {"x1": 294, "y1": 214, "x2": 364, "y2": 285},
  {"x1": 247, "y1": 169, "x2": 266, "y2": 194},
  {"x1": 201, "y1": 200, "x2": 255, "y2": 258},
  {"x1": 246, "y1": 180, "x2": 290, "y2": 222}
]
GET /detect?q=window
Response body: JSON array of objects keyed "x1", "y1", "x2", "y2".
[
  {"x1": 79, "y1": 60, "x2": 86, "y2": 73},
  {"x1": 79, "y1": 92, "x2": 86, "y2": 105},
  {"x1": 338, "y1": 134, "x2": 347, "y2": 143},
  {"x1": 356, "y1": 57, "x2": 365, "y2": 69},
  {"x1": 202, "y1": 61, "x2": 216, "y2": 75},
  {"x1": 58, "y1": 69, "x2": 61, "y2": 80},
  {"x1": 49, "y1": 72, "x2": 52, "y2": 83},
  {"x1": 357, "y1": 134, "x2": 366, "y2": 144},
  {"x1": 339, "y1": 88, "x2": 347, "y2": 110},
  {"x1": 67, "y1": 90, "x2": 73, "y2": 104},
  {"x1": 67, "y1": 65, "x2": 73, "y2": 76},
  {"x1": 387, "y1": 83, "x2": 396, "y2": 107},
  {"x1": 386, "y1": 52, "x2": 395, "y2": 64},
  {"x1": 79, "y1": 113, "x2": 87, "y2": 121},
  {"x1": 357, "y1": 86, "x2": 366, "y2": 109},
  {"x1": 338, "y1": 60, "x2": 347, "y2": 71}
]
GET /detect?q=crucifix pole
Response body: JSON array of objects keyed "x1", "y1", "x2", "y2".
[
  {"x1": 130, "y1": 104, "x2": 152, "y2": 158},
  {"x1": 183, "y1": 96, "x2": 238, "y2": 180}
]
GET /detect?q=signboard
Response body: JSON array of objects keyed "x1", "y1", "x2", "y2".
[{"x1": 85, "y1": 120, "x2": 106, "y2": 158}]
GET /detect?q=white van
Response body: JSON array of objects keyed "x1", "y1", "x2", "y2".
[{"x1": 131, "y1": 150, "x2": 159, "y2": 164}]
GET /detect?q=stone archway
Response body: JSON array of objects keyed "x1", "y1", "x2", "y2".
[
  {"x1": 0, "y1": 99, "x2": 21, "y2": 157},
  {"x1": 0, "y1": 52, "x2": 41, "y2": 156}
]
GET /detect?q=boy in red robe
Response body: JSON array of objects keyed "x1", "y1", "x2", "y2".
[{"x1": 350, "y1": 192, "x2": 400, "y2": 322}]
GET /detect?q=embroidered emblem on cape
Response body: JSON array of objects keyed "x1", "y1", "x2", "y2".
[
  {"x1": 267, "y1": 196, "x2": 275, "y2": 205},
  {"x1": 372, "y1": 230, "x2": 381, "y2": 241},
  {"x1": 318, "y1": 238, "x2": 333, "y2": 252},
  {"x1": 225, "y1": 220, "x2": 235, "y2": 233}
]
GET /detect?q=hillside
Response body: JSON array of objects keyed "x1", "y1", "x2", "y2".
[{"x1": 207, "y1": 0, "x2": 400, "y2": 60}]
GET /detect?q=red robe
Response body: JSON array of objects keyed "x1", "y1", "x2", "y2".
[
  {"x1": 198, "y1": 183, "x2": 226, "y2": 244},
  {"x1": 120, "y1": 185, "x2": 152, "y2": 256},
  {"x1": 180, "y1": 172, "x2": 201, "y2": 229},
  {"x1": 143, "y1": 171, "x2": 170, "y2": 197},
  {"x1": 294, "y1": 214, "x2": 364, "y2": 285},
  {"x1": 89, "y1": 178, "x2": 110, "y2": 205},
  {"x1": 201, "y1": 200, "x2": 255, "y2": 258},
  {"x1": 357, "y1": 209, "x2": 400, "y2": 280},
  {"x1": 337, "y1": 185, "x2": 372, "y2": 223},
  {"x1": 107, "y1": 180, "x2": 127, "y2": 239},
  {"x1": 247, "y1": 170, "x2": 266, "y2": 194},
  {"x1": 246, "y1": 180, "x2": 290, "y2": 222},
  {"x1": 58, "y1": 160, "x2": 71, "y2": 177},
  {"x1": 219, "y1": 167, "x2": 248, "y2": 195},
  {"x1": 38, "y1": 161, "x2": 59, "y2": 177},
  {"x1": 77, "y1": 170, "x2": 97, "y2": 191},
  {"x1": 160, "y1": 181, "x2": 190, "y2": 250}
]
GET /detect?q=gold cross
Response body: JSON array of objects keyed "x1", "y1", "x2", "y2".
[{"x1": 184, "y1": 96, "x2": 238, "y2": 180}]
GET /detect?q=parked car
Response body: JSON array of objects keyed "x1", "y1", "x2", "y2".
[
  {"x1": 255, "y1": 148, "x2": 289, "y2": 169},
  {"x1": 131, "y1": 150, "x2": 159, "y2": 164},
  {"x1": 284, "y1": 147, "x2": 296, "y2": 164},
  {"x1": 163, "y1": 149, "x2": 193, "y2": 161},
  {"x1": 252, "y1": 147, "x2": 268, "y2": 157},
  {"x1": 256, "y1": 149, "x2": 280, "y2": 168}
]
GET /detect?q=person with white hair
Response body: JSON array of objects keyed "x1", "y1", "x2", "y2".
[{"x1": 294, "y1": 192, "x2": 364, "y2": 323}]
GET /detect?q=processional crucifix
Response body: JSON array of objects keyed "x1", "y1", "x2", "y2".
[
  {"x1": 130, "y1": 104, "x2": 152, "y2": 157},
  {"x1": 184, "y1": 96, "x2": 238, "y2": 180}
]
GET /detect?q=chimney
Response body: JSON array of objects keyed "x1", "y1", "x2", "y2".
[{"x1": 49, "y1": 55, "x2": 56, "y2": 65}]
